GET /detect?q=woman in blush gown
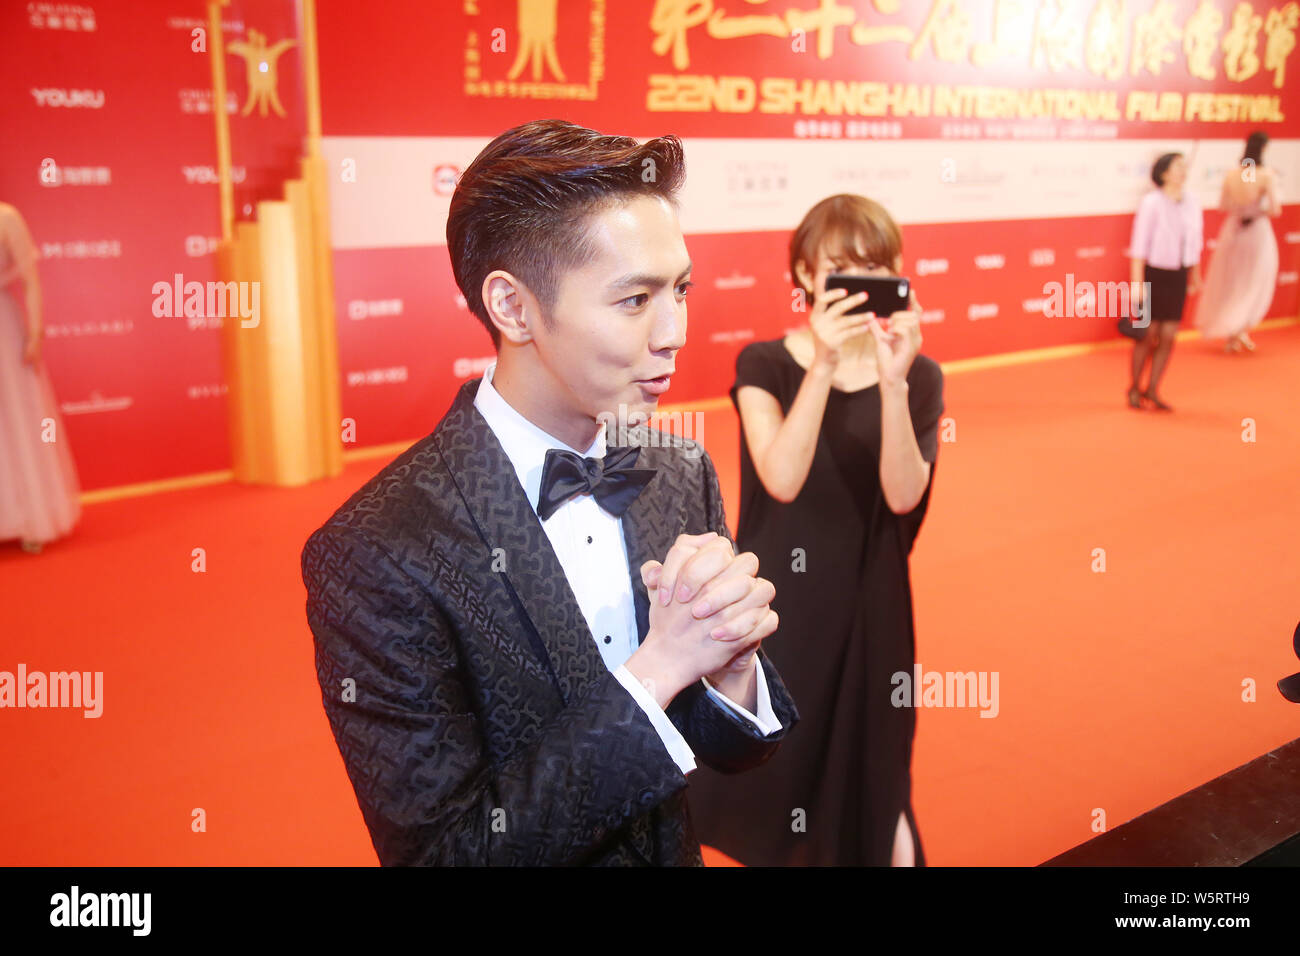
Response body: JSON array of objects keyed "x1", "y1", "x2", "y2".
[
  {"x1": 0, "y1": 202, "x2": 80, "y2": 553},
  {"x1": 1194, "y1": 131, "x2": 1282, "y2": 352}
]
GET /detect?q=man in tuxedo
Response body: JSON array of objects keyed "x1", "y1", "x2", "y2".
[{"x1": 301, "y1": 119, "x2": 798, "y2": 866}]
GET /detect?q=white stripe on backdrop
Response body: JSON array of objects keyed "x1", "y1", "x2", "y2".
[{"x1": 321, "y1": 136, "x2": 1298, "y2": 250}]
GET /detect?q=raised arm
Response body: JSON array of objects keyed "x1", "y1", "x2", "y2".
[
  {"x1": 659, "y1": 450, "x2": 796, "y2": 773},
  {"x1": 302, "y1": 525, "x2": 687, "y2": 865},
  {"x1": 737, "y1": 290, "x2": 871, "y2": 503}
]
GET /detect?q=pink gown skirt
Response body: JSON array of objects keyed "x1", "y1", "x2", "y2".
[
  {"x1": 0, "y1": 285, "x2": 81, "y2": 544},
  {"x1": 1193, "y1": 216, "x2": 1279, "y2": 339}
]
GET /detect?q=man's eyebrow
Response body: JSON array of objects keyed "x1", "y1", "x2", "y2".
[{"x1": 607, "y1": 262, "x2": 693, "y2": 293}]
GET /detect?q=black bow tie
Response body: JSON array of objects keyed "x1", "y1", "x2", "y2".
[{"x1": 537, "y1": 446, "x2": 657, "y2": 521}]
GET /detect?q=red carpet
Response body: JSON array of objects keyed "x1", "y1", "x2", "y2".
[{"x1": 2, "y1": 326, "x2": 1297, "y2": 865}]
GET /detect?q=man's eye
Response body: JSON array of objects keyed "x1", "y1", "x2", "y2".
[
  {"x1": 677, "y1": 280, "x2": 694, "y2": 296},
  {"x1": 622, "y1": 294, "x2": 649, "y2": 308}
]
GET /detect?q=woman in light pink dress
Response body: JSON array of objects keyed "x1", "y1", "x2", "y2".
[
  {"x1": 0, "y1": 202, "x2": 81, "y2": 553},
  {"x1": 1193, "y1": 131, "x2": 1282, "y2": 352}
]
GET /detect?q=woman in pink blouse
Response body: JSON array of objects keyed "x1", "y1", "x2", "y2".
[{"x1": 1126, "y1": 153, "x2": 1203, "y2": 411}]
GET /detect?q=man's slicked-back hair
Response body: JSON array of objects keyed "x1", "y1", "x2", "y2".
[{"x1": 446, "y1": 119, "x2": 687, "y2": 349}]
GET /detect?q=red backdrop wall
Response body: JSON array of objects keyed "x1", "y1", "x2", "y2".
[{"x1": 4, "y1": 0, "x2": 1298, "y2": 489}]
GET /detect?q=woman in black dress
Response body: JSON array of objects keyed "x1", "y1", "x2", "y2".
[{"x1": 687, "y1": 194, "x2": 944, "y2": 866}]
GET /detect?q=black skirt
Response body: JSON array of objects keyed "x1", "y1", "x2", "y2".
[{"x1": 1143, "y1": 264, "x2": 1189, "y2": 323}]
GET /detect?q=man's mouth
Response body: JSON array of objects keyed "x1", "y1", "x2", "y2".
[{"x1": 635, "y1": 373, "x2": 673, "y2": 395}]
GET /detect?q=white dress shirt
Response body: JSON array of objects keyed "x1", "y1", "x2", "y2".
[{"x1": 473, "y1": 362, "x2": 782, "y2": 776}]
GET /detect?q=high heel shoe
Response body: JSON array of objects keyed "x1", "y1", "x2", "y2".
[
  {"x1": 19, "y1": 539, "x2": 44, "y2": 554},
  {"x1": 1142, "y1": 390, "x2": 1173, "y2": 411},
  {"x1": 1240, "y1": 332, "x2": 1256, "y2": 351},
  {"x1": 1127, "y1": 387, "x2": 1143, "y2": 409},
  {"x1": 1224, "y1": 337, "x2": 1242, "y2": 353}
]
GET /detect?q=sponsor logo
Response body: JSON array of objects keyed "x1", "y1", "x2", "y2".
[
  {"x1": 39, "y1": 160, "x2": 110, "y2": 186},
  {"x1": 178, "y1": 88, "x2": 238, "y2": 114},
  {"x1": 39, "y1": 240, "x2": 121, "y2": 258},
  {"x1": 724, "y1": 160, "x2": 789, "y2": 195},
  {"x1": 185, "y1": 236, "x2": 219, "y2": 257},
  {"x1": 346, "y1": 366, "x2": 409, "y2": 386},
  {"x1": 708, "y1": 329, "x2": 756, "y2": 343},
  {"x1": 347, "y1": 298, "x2": 404, "y2": 320},
  {"x1": 187, "y1": 384, "x2": 229, "y2": 399},
  {"x1": 61, "y1": 391, "x2": 133, "y2": 414},
  {"x1": 227, "y1": 29, "x2": 298, "y2": 117},
  {"x1": 27, "y1": 4, "x2": 96, "y2": 31},
  {"x1": 453, "y1": 356, "x2": 495, "y2": 378},
  {"x1": 182, "y1": 165, "x2": 248, "y2": 185},
  {"x1": 434, "y1": 164, "x2": 459, "y2": 195},
  {"x1": 714, "y1": 273, "x2": 756, "y2": 290},
  {"x1": 30, "y1": 88, "x2": 104, "y2": 108}
]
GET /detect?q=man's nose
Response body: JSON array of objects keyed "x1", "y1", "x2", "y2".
[{"x1": 651, "y1": 301, "x2": 687, "y2": 352}]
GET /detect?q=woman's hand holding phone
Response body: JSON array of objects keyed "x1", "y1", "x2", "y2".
[
  {"x1": 809, "y1": 286, "x2": 873, "y2": 373},
  {"x1": 865, "y1": 308, "x2": 922, "y2": 387}
]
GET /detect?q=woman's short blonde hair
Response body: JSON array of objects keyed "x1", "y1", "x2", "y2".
[{"x1": 788, "y1": 194, "x2": 903, "y2": 298}]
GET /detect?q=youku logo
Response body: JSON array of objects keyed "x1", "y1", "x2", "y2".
[{"x1": 597, "y1": 405, "x2": 704, "y2": 460}]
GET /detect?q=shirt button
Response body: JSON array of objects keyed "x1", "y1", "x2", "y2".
[
  {"x1": 603, "y1": 635, "x2": 612, "y2": 644},
  {"x1": 587, "y1": 535, "x2": 593, "y2": 544}
]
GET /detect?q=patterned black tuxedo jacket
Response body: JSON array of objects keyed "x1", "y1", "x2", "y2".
[{"x1": 301, "y1": 378, "x2": 799, "y2": 866}]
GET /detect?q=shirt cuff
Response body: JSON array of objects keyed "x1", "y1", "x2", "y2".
[
  {"x1": 613, "y1": 664, "x2": 696, "y2": 776},
  {"x1": 701, "y1": 658, "x2": 783, "y2": 736}
]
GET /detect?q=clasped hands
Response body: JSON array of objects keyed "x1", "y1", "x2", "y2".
[{"x1": 625, "y1": 531, "x2": 778, "y2": 711}]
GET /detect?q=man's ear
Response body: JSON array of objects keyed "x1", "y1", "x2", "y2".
[
  {"x1": 894, "y1": 254, "x2": 904, "y2": 274},
  {"x1": 482, "y1": 271, "x2": 535, "y2": 345}
]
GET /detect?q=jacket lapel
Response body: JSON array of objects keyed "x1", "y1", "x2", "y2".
[
  {"x1": 614, "y1": 428, "x2": 688, "y2": 865},
  {"x1": 616, "y1": 430, "x2": 688, "y2": 646},
  {"x1": 433, "y1": 379, "x2": 608, "y2": 706},
  {"x1": 436, "y1": 386, "x2": 684, "y2": 865}
]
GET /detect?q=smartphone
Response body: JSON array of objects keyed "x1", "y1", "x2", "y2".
[{"x1": 824, "y1": 273, "x2": 911, "y2": 316}]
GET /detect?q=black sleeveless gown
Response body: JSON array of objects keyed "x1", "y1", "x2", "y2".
[{"x1": 687, "y1": 338, "x2": 945, "y2": 866}]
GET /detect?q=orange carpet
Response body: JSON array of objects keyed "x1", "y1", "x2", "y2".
[{"x1": 2, "y1": 325, "x2": 1297, "y2": 865}]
